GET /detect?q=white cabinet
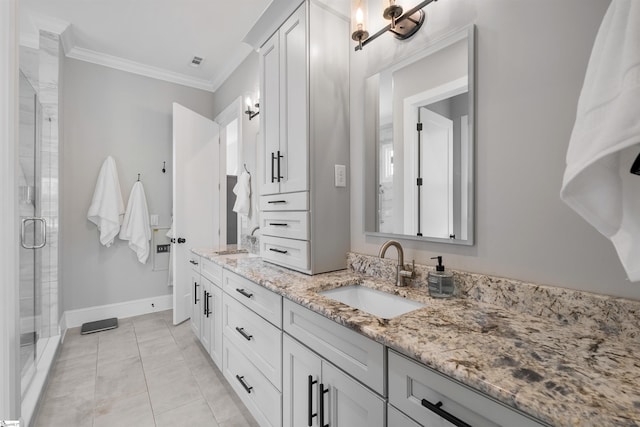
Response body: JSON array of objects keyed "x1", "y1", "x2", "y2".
[
  {"x1": 258, "y1": 0, "x2": 350, "y2": 275},
  {"x1": 388, "y1": 350, "x2": 546, "y2": 427},
  {"x1": 222, "y1": 270, "x2": 283, "y2": 426},
  {"x1": 189, "y1": 257, "x2": 202, "y2": 339},
  {"x1": 259, "y1": 5, "x2": 308, "y2": 196},
  {"x1": 189, "y1": 255, "x2": 223, "y2": 369},
  {"x1": 283, "y1": 334, "x2": 385, "y2": 427},
  {"x1": 283, "y1": 299, "x2": 385, "y2": 394}
]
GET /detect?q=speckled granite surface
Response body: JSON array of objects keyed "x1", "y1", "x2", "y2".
[{"x1": 192, "y1": 248, "x2": 640, "y2": 427}]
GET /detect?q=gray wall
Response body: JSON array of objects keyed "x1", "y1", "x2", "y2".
[
  {"x1": 350, "y1": 0, "x2": 640, "y2": 300},
  {"x1": 61, "y1": 58, "x2": 215, "y2": 311}
]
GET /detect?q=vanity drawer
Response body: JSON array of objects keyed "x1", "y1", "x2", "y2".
[
  {"x1": 260, "y1": 211, "x2": 309, "y2": 240},
  {"x1": 261, "y1": 235, "x2": 310, "y2": 273},
  {"x1": 388, "y1": 350, "x2": 546, "y2": 427},
  {"x1": 283, "y1": 299, "x2": 385, "y2": 395},
  {"x1": 223, "y1": 339, "x2": 282, "y2": 427},
  {"x1": 222, "y1": 270, "x2": 282, "y2": 328},
  {"x1": 260, "y1": 191, "x2": 309, "y2": 211},
  {"x1": 188, "y1": 255, "x2": 200, "y2": 274},
  {"x1": 388, "y1": 404, "x2": 421, "y2": 427},
  {"x1": 200, "y1": 257, "x2": 222, "y2": 286},
  {"x1": 223, "y1": 294, "x2": 282, "y2": 390}
]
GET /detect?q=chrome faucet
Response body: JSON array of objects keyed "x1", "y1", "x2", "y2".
[{"x1": 378, "y1": 240, "x2": 414, "y2": 286}]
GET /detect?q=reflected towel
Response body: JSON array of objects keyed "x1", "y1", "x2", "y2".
[
  {"x1": 87, "y1": 156, "x2": 125, "y2": 247},
  {"x1": 232, "y1": 171, "x2": 251, "y2": 216},
  {"x1": 561, "y1": 0, "x2": 640, "y2": 281},
  {"x1": 119, "y1": 181, "x2": 151, "y2": 264}
]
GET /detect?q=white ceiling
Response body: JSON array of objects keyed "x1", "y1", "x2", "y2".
[{"x1": 19, "y1": 0, "x2": 274, "y2": 92}]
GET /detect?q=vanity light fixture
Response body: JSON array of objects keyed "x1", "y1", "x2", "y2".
[
  {"x1": 352, "y1": 0, "x2": 436, "y2": 51},
  {"x1": 244, "y1": 96, "x2": 259, "y2": 120}
]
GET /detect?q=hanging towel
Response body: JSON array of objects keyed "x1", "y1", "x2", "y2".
[
  {"x1": 87, "y1": 156, "x2": 125, "y2": 247},
  {"x1": 232, "y1": 171, "x2": 251, "y2": 216},
  {"x1": 560, "y1": 0, "x2": 640, "y2": 281},
  {"x1": 119, "y1": 181, "x2": 151, "y2": 264}
]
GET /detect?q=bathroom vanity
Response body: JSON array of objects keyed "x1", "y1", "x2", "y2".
[{"x1": 188, "y1": 249, "x2": 640, "y2": 427}]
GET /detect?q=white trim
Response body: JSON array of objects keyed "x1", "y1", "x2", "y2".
[
  {"x1": 66, "y1": 46, "x2": 217, "y2": 92},
  {"x1": 20, "y1": 335, "x2": 60, "y2": 427},
  {"x1": 0, "y1": 0, "x2": 21, "y2": 419},
  {"x1": 62, "y1": 294, "x2": 173, "y2": 330}
]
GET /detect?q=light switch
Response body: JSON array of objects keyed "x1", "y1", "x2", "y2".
[
  {"x1": 335, "y1": 164, "x2": 346, "y2": 187},
  {"x1": 150, "y1": 214, "x2": 159, "y2": 226}
]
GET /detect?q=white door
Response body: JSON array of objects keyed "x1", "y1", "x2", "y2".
[
  {"x1": 279, "y1": 4, "x2": 308, "y2": 194},
  {"x1": 172, "y1": 103, "x2": 220, "y2": 325},
  {"x1": 283, "y1": 334, "x2": 322, "y2": 427},
  {"x1": 259, "y1": 32, "x2": 281, "y2": 196},
  {"x1": 322, "y1": 361, "x2": 385, "y2": 427},
  {"x1": 419, "y1": 107, "x2": 453, "y2": 238}
]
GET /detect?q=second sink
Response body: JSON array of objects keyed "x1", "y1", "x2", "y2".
[{"x1": 319, "y1": 284, "x2": 425, "y2": 319}]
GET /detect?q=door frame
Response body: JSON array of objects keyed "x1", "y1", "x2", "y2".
[
  {"x1": 1, "y1": 0, "x2": 21, "y2": 419},
  {"x1": 215, "y1": 97, "x2": 243, "y2": 246}
]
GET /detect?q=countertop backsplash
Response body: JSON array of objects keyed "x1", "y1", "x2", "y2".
[{"x1": 347, "y1": 252, "x2": 640, "y2": 341}]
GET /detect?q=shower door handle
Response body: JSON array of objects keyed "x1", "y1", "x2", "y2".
[{"x1": 21, "y1": 217, "x2": 46, "y2": 249}]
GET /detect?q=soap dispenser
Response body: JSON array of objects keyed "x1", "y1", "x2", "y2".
[{"x1": 428, "y1": 256, "x2": 454, "y2": 298}]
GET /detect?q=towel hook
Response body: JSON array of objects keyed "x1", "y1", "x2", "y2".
[
  {"x1": 162, "y1": 161, "x2": 166, "y2": 174},
  {"x1": 244, "y1": 163, "x2": 250, "y2": 174},
  {"x1": 137, "y1": 173, "x2": 140, "y2": 181}
]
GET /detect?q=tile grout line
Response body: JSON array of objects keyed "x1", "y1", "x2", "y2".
[{"x1": 135, "y1": 315, "x2": 159, "y2": 427}]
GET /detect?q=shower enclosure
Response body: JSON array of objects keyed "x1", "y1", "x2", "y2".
[{"x1": 18, "y1": 70, "x2": 53, "y2": 394}]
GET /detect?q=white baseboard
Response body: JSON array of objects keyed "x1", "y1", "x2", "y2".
[{"x1": 62, "y1": 294, "x2": 172, "y2": 331}]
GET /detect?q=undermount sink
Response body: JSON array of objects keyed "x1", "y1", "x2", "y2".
[{"x1": 319, "y1": 284, "x2": 425, "y2": 319}]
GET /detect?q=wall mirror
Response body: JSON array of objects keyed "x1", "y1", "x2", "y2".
[{"x1": 364, "y1": 26, "x2": 475, "y2": 245}]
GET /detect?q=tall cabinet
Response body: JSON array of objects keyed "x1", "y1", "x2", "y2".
[{"x1": 258, "y1": 0, "x2": 350, "y2": 275}]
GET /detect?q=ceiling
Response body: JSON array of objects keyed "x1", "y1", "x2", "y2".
[{"x1": 19, "y1": 0, "x2": 274, "y2": 92}]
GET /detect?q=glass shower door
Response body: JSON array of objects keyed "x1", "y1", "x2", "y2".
[{"x1": 18, "y1": 71, "x2": 45, "y2": 391}]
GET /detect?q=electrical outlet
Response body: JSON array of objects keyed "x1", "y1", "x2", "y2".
[{"x1": 335, "y1": 164, "x2": 346, "y2": 187}]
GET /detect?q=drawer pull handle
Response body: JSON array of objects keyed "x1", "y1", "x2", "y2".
[
  {"x1": 205, "y1": 291, "x2": 212, "y2": 317},
  {"x1": 421, "y1": 399, "x2": 472, "y2": 427},
  {"x1": 189, "y1": 259, "x2": 199, "y2": 265},
  {"x1": 235, "y1": 327, "x2": 253, "y2": 341},
  {"x1": 236, "y1": 375, "x2": 253, "y2": 394},
  {"x1": 308, "y1": 375, "x2": 318, "y2": 426},
  {"x1": 319, "y1": 383, "x2": 329, "y2": 427},
  {"x1": 235, "y1": 288, "x2": 253, "y2": 299},
  {"x1": 267, "y1": 200, "x2": 287, "y2": 204},
  {"x1": 269, "y1": 223, "x2": 288, "y2": 227},
  {"x1": 269, "y1": 248, "x2": 288, "y2": 254}
]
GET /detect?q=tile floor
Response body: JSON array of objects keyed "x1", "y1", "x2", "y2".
[{"x1": 34, "y1": 310, "x2": 259, "y2": 427}]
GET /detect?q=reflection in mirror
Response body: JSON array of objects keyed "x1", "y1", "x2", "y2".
[{"x1": 365, "y1": 26, "x2": 475, "y2": 245}]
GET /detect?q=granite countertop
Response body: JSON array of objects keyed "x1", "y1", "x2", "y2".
[{"x1": 192, "y1": 248, "x2": 640, "y2": 427}]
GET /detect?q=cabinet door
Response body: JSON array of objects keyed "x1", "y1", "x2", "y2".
[
  {"x1": 321, "y1": 361, "x2": 385, "y2": 427},
  {"x1": 209, "y1": 283, "x2": 223, "y2": 369},
  {"x1": 279, "y1": 4, "x2": 308, "y2": 194},
  {"x1": 283, "y1": 334, "x2": 322, "y2": 427},
  {"x1": 200, "y1": 279, "x2": 212, "y2": 354},
  {"x1": 190, "y1": 272, "x2": 202, "y2": 339},
  {"x1": 259, "y1": 31, "x2": 281, "y2": 196}
]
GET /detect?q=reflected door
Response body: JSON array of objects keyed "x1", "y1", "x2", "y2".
[{"x1": 417, "y1": 107, "x2": 453, "y2": 238}]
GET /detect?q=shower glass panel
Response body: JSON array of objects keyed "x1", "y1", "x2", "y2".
[{"x1": 18, "y1": 71, "x2": 48, "y2": 391}]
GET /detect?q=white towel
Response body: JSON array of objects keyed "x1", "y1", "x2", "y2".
[
  {"x1": 87, "y1": 156, "x2": 125, "y2": 247},
  {"x1": 119, "y1": 181, "x2": 151, "y2": 264},
  {"x1": 232, "y1": 171, "x2": 251, "y2": 216},
  {"x1": 561, "y1": 0, "x2": 640, "y2": 281}
]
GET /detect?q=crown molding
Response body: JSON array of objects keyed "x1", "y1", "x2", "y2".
[
  {"x1": 209, "y1": 45, "x2": 254, "y2": 93},
  {"x1": 66, "y1": 46, "x2": 217, "y2": 92}
]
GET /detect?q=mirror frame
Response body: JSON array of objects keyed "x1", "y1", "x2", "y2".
[{"x1": 364, "y1": 25, "x2": 475, "y2": 246}]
